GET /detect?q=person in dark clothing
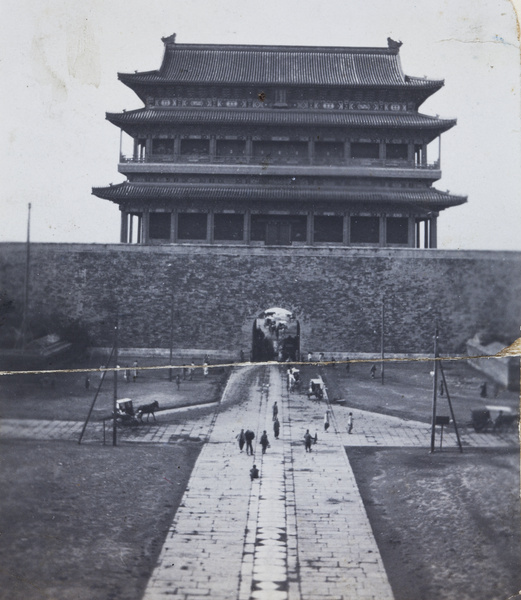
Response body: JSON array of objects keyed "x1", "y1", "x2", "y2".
[
  {"x1": 304, "y1": 429, "x2": 313, "y2": 452},
  {"x1": 250, "y1": 464, "x2": 260, "y2": 481},
  {"x1": 324, "y1": 411, "x2": 330, "y2": 432},
  {"x1": 244, "y1": 429, "x2": 255, "y2": 455},
  {"x1": 260, "y1": 430, "x2": 269, "y2": 454},
  {"x1": 370, "y1": 364, "x2": 377, "y2": 379},
  {"x1": 480, "y1": 382, "x2": 488, "y2": 398},
  {"x1": 273, "y1": 417, "x2": 280, "y2": 439},
  {"x1": 236, "y1": 429, "x2": 246, "y2": 452},
  {"x1": 175, "y1": 374, "x2": 181, "y2": 390},
  {"x1": 272, "y1": 402, "x2": 278, "y2": 421}
]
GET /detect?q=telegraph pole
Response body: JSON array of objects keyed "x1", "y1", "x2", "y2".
[
  {"x1": 430, "y1": 325, "x2": 439, "y2": 453},
  {"x1": 381, "y1": 297, "x2": 385, "y2": 385},
  {"x1": 20, "y1": 203, "x2": 32, "y2": 353},
  {"x1": 113, "y1": 315, "x2": 119, "y2": 446}
]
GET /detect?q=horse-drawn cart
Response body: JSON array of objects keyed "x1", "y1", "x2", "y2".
[
  {"x1": 114, "y1": 398, "x2": 140, "y2": 428},
  {"x1": 471, "y1": 405, "x2": 518, "y2": 433}
]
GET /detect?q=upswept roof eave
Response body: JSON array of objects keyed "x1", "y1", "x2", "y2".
[
  {"x1": 104, "y1": 107, "x2": 457, "y2": 132},
  {"x1": 117, "y1": 72, "x2": 443, "y2": 89},
  {"x1": 92, "y1": 182, "x2": 467, "y2": 208}
]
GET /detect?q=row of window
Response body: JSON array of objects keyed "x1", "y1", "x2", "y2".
[
  {"x1": 148, "y1": 213, "x2": 409, "y2": 245},
  {"x1": 149, "y1": 139, "x2": 412, "y2": 160}
]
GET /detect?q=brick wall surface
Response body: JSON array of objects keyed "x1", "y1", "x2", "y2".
[{"x1": 1, "y1": 243, "x2": 520, "y2": 355}]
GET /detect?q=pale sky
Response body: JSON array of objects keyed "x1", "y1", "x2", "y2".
[{"x1": 1, "y1": 0, "x2": 520, "y2": 250}]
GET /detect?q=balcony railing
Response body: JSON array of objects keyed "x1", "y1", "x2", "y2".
[{"x1": 120, "y1": 154, "x2": 440, "y2": 169}]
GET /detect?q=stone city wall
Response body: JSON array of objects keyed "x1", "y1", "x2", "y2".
[{"x1": 1, "y1": 243, "x2": 520, "y2": 356}]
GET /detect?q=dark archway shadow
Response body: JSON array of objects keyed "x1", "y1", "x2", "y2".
[{"x1": 252, "y1": 307, "x2": 300, "y2": 362}]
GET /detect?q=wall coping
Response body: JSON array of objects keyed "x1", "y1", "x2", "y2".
[{"x1": 1, "y1": 242, "x2": 521, "y2": 262}]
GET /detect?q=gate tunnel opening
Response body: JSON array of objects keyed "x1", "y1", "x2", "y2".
[{"x1": 252, "y1": 307, "x2": 300, "y2": 362}]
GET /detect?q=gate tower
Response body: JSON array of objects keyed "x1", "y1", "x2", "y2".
[{"x1": 93, "y1": 35, "x2": 466, "y2": 248}]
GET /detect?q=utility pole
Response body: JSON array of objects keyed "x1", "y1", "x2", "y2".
[
  {"x1": 381, "y1": 297, "x2": 385, "y2": 386},
  {"x1": 430, "y1": 325, "x2": 439, "y2": 453},
  {"x1": 113, "y1": 314, "x2": 119, "y2": 446},
  {"x1": 20, "y1": 203, "x2": 31, "y2": 353},
  {"x1": 169, "y1": 290, "x2": 175, "y2": 382}
]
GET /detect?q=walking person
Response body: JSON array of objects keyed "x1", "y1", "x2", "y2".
[
  {"x1": 189, "y1": 360, "x2": 195, "y2": 380},
  {"x1": 347, "y1": 412, "x2": 354, "y2": 434},
  {"x1": 260, "y1": 430, "x2": 270, "y2": 454},
  {"x1": 175, "y1": 374, "x2": 181, "y2": 390},
  {"x1": 304, "y1": 429, "x2": 313, "y2": 452},
  {"x1": 236, "y1": 429, "x2": 246, "y2": 453},
  {"x1": 324, "y1": 410, "x2": 330, "y2": 432},
  {"x1": 273, "y1": 417, "x2": 280, "y2": 439},
  {"x1": 203, "y1": 361, "x2": 209, "y2": 377},
  {"x1": 369, "y1": 364, "x2": 376, "y2": 379},
  {"x1": 272, "y1": 401, "x2": 278, "y2": 421},
  {"x1": 245, "y1": 429, "x2": 255, "y2": 455},
  {"x1": 85, "y1": 375, "x2": 90, "y2": 391},
  {"x1": 125, "y1": 365, "x2": 131, "y2": 383},
  {"x1": 132, "y1": 360, "x2": 138, "y2": 382}
]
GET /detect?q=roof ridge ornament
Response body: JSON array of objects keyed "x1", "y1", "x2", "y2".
[
  {"x1": 387, "y1": 37, "x2": 403, "y2": 50},
  {"x1": 162, "y1": 33, "x2": 177, "y2": 44}
]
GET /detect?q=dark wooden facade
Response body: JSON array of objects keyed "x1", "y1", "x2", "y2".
[{"x1": 93, "y1": 36, "x2": 466, "y2": 248}]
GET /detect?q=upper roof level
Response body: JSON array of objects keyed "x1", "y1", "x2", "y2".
[{"x1": 119, "y1": 36, "x2": 444, "y2": 107}]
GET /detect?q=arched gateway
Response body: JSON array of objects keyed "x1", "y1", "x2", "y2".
[{"x1": 252, "y1": 307, "x2": 300, "y2": 362}]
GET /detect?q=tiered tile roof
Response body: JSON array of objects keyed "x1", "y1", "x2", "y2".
[
  {"x1": 119, "y1": 43, "x2": 443, "y2": 90},
  {"x1": 93, "y1": 181, "x2": 466, "y2": 209}
]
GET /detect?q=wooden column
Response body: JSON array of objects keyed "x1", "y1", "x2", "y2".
[
  {"x1": 430, "y1": 215, "x2": 438, "y2": 248},
  {"x1": 407, "y1": 142, "x2": 415, "y2": 165},
  {"x1": 423, "y1": 219, "x2": 429, "y2": 248},
  {"x1": 145, "y1": 137, "x2": 152, "y2": 161},
  {"x1": 170, "y1": 210, "x2": 177, "y2": 243},
  {"x1": 344, "y1": 140, "x2": 351, "y2": 164},
  {"x1": 415, "y1": 220, "x2": 420, "y2": 248},
  {"x1": 209, "y1": 136, "x2": 216, "y2": 160},
  {"x1": 244, "y1": 210, "x2": 251, "y2": 244},
  {"x1": 343, "y1": 212, "x2": 350, "y2": 246},
  {"x1": 120, "y1": 210, "x2": 128, "y2": 243},
  {"x1": 421, "y1": 143, "x2": 427, "y2": 165},
  {"x1": 207, "y1": 211, "x2": 214, "y2": 244},
  {"x1": 379, "y1": 215, "x2": 386, "y2": 247},
  {"x1": 407, "y1": 217, "x2": 415, "y2": 248},
  {"x1": 142, "y1": 210, "x2": 150, "y2": 244},
  {"x1": 307, "y1": 212, "x2": 314, "y2": 245},
  {"x1": 129, "y1": 214, "x2": 134, "y2": 244},
  {"x1": 133, "y1": 139, "x2": 139, "y2": 160},
  {"x1": 137, "y1": 215, "x2": 142, "y2": 244},
  {"x1": 308, "y1": 139, "x2": 315, "y2": 164}
]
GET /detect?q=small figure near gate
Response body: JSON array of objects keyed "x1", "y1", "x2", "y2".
[
  {"x1": 250, "y1": 464, "x2": 260, "y2": 481},
  {"x1": 245, "y1": 429, "x2": 255, "y2": 455},
  {"x1": 273, "y1": 417, "x2": 280, "y2": 439},
  {"x1": 304, "y1": 429, "x2": 313, "y2": 452},
  {"x1": 324, "y1": 411, "x2": 330, "y2": 432},
  {"x1": 236, "y1": 429, "x2": 246, "y2": 453},
  {"x1": 370, "y1": 364, "x2": 377, "y2": 379},
  {"x1": 347, "y1": 412, "x2": 354, "y2": 434},
  {"x1": 260, "y1": 430, "x2": 270, "y2": 454}
]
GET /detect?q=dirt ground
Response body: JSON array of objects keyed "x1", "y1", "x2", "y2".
[
  {"x1": 0, "y1": 439, "x2": 202, "y2": 600},
  {"x1": 348, "y1": 446, "x2": 521, "y2": 600},
  {"x1": 0, "y1": 354, "x2": 229, "y2": 422}
]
